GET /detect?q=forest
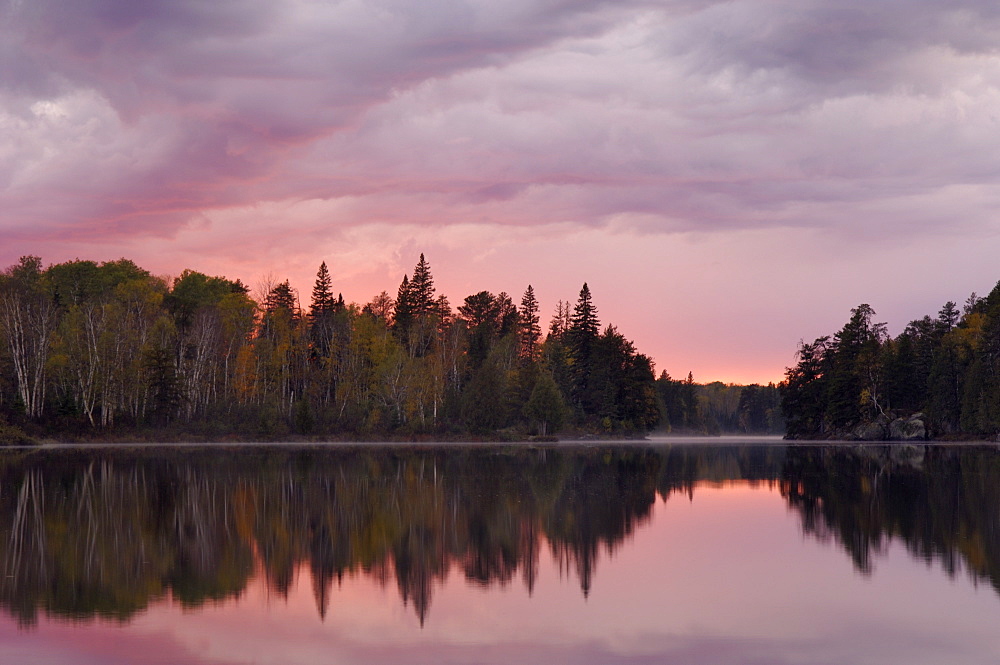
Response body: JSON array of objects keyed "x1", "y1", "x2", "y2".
[
  {"x1": 0, "y1": 255, "x2": 657, "y2": 441},
  {"x1": 0, "y1": 255, "x2": 781, "y2": 442},
  {"x1": 781, "y1": 281, "x2": 1000, "y2": 440}
]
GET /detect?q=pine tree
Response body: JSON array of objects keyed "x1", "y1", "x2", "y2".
[
  {"x1": 309, "y1": 262, "x2": 335, "y2": 322},
  {"x1": 393, "y1": 275, "x2": 413, "y2": 342},
  {"x1": 570, "y1": 283, "x2": 599, "y2": 338},
  {"x1": 566, "y1": 283, "x2": 601, "y2": 417},
  {"x1": 519, "y1": 285, "x2": 541, "y2": 362},
  {"x1": 548, "y1": 300, "x2": 570, "y2": 338},
  {"x1": 409, "y1": 254, "x2": 436, "y2": 316},
  {"x1": 309, "y1": 262, "x2": 337, "y2": 358},
  {"x1": 264, "y1": 280, "x2": 296, "y2": 315}
]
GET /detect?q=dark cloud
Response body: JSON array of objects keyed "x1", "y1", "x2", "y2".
[
  {"x1": 0, "y1": 0, "x2": 660, "y2": 242},
  {"x1": 664, "y1": 0, "x2": 1000, "y2": 96},
  {"x1": 2, "y1": 0, "x2": 1000, "y2": 252}
]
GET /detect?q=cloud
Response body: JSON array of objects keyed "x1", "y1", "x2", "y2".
[
  {"x1": 5, "y1": 0, "x2": 1000, "y2": 386},
  {"x1": 5, "y1": 0, "x2": 1000, "y2": 251},
  {"x1": 0, "y1": 0, "x2": 656, "y2": 244}
]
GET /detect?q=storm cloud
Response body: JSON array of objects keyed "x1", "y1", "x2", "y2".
[
  {"x1": 4, "y1": 0, "x2": 1000, "y2": 382},
  {"x1": 5, "y1": 0, "x2": 999, "y2": 241}
]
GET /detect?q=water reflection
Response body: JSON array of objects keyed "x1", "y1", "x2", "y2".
[
  {"x1": 781, "y1": 444, "x2": 1000, "y2": 590},
  {"x1": 0, "y1": 443, "x2": 998, "y2": 629}
]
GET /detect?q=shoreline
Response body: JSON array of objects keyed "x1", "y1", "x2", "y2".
[{"x1": 4, "y1": 435, "x2": 998, "y2": 451}]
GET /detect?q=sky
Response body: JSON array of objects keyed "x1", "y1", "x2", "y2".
[{"x1": 3, "y1": 0, "x2": 1000, "y2": 384}]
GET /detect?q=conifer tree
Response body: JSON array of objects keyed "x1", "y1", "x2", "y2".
[
  {"x1": 566, "y1": 283, "x2": 601, "y2": 416},
  {"x1": 409, "y1": 254, "x2": 436, "y2": 316},
  {"x1": 309, "y1": 262, "x2": 337, "y2": 358},
  {"x1": 309, "y1": 262, "x2": 335, "y2": 322},
  {"x1": 519, "y1": 285, "x2": 541, "y2": 362},
  {"x1": 393, "y1": 275, "x2": 413, "y2": 342},
  {"x1": 264, "y1": 280, "x2": 297, "y2": 315},
  {"x1": 570, "y1": 283, "x2": 599, "y2": 338}
]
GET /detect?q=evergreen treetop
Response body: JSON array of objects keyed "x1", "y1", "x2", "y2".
[
  {"x1": 310, "y1": 262, "x2": 335, "y2": 320},
  {"x1": 570, "y1": 283, "x2": 600, "y2": 338}
]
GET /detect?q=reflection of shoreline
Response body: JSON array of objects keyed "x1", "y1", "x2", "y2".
[
  {"x1": 780, "y1": 444, "x2": 1000, "y2": 596},
  {"x1": 0, "y1": 446, "x2": 669, "y2": 627},
  {"x1": 4, "y1": 443, "x2": 996, "y2": 629}
]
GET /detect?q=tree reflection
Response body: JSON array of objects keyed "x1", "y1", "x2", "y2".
[
  {"x1": 3, "y1": 443, "x2": 998, "y2": 628},
  {"x1": 780, "y1": 445, "x2": 1000, "y2": 590},
  {"x1": 0, "y1": 445, "x2": 679, "y2": 627}
]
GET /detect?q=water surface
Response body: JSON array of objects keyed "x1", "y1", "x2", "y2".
[{"x1": 1, "y1": 441, "x2": 998, "y2": 664}]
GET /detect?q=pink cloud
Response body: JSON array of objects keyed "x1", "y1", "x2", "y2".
[{"x1": 5, "y1": 0, "x2": 1000, "y2": 381}]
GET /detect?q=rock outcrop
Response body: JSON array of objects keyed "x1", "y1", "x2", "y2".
[
  {"x1": 849, "y1": 412, "x2": 927, "y2": 442},
  {"x1": 889, "y1": 413, "x2": 926, "y2": 441}
]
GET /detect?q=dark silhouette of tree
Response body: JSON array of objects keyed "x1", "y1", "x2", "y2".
[
  {"x1": 409, "y1": 254, "x2": 436, "y2": 317},
  {"x1": 566, "y1": 283, "x2": 601, "y2": 416},
  {"x1": 309, "y1": 262, "x2": 339, "y2": 359},
  {"x1": 458, "y1": 291, "x2": 517, "y2": 370},
  {"x1": 264, "y1": 280, "x2": 297, "y2": 316},
  {"x1": 392, "y1": 274, "x2": 413, "y2": 344},
  {"x1": 518, "y1": 285, "x2": 541, "y2": 362},
  {"x1": 310, "y1": 262, "x2": 336, "y2": 320}
]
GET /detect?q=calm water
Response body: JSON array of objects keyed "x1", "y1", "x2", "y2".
[{"x1": 1, "y1": 440, "x2": 999, "y2": 664}]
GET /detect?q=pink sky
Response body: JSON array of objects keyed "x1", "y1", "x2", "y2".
[{"x1": 4, "y1": 0, "x2": 1000, "y2": 383}]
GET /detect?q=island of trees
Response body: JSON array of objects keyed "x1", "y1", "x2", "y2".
[{"x1": 781, "y1": 282, "x2": 1000, "y2": 440}]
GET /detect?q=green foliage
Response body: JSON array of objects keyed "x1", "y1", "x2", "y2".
[
  {"x1": 0, "y1": 254, "x2": 666, "y2": 439},
  {"x1": 524, "y1": 370, "x2": 568, "y2": 436},
  {"x1": 518, "y1": 285, "x2": 542, "y2": 362},
  {"x1": 781, "y1": 286, "x2": 1000, "y2": 439},
  {"x1": 168, "y1": 270, "x2": 241, "y2": 322},
  {"x1": 655, "y1": 371, "x2": 701, "y2": 433},
  {"x1": 0, "y1": 420, "x2": 36, "y2": 445},
  {"x1": 458, "y1": 290, "x2": 517, "y2": 370}
]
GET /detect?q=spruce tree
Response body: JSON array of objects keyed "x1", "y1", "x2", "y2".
[
  {"x1": 566, "y1": 283, "x2": 601, "y2": 417},
  {"x1": 519, "y1": 285, "x2": 541, "y2": 362},
  {"x1": 309, "y1": 262, "x2": 337, "y2": 357},
  {"x1": 264, "y1": 280, "x2": 296, "y2": 315},
  {"x1": 409, "y1": 254, "x2": 436, "y2": 316},
  {"x1": 570, "y1": 283, "x2": 599, "y2": 338},
  {"x1": 393, "y1": 275, "x2": 413, "y2": 342},
  {"x1": 309, "y1": 262, "x2": 335, "y2": 321}
]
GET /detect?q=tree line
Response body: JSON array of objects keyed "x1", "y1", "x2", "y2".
[
  {"x1": 0, "y1": 255, "x2": 663, "y2": 439},
  {"x1": 781, "y1": 281, "x2": 1000, "y2": 439},
  {"x1": 655, "y1": 373, "x2": 784, "y2": 435}
]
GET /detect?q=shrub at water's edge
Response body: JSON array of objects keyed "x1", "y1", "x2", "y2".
[{"x1": 0, "y1": 421, "x2": 36, "y2": 446}]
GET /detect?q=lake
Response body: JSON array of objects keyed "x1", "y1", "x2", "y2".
[{"x1": 1, "y1": 439, "x2": 999, "y2": 664}]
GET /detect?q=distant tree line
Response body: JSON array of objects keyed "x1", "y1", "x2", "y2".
[
  {"x1": 0, "y1": 255, "x2": 664, "y2": 439},
  {"x1": 781, "y1": 283, "x2": 1000, "y2": 439},
  {"x1": 655, "y1": 372, "x2": 784, "y2": 435}
]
